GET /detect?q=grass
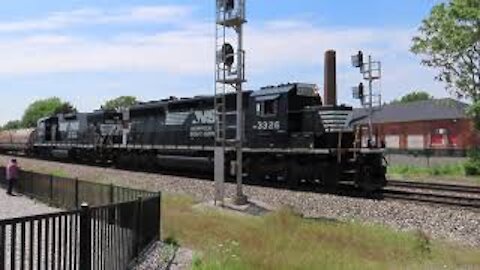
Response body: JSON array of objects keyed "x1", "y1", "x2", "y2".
[
  {"x1": 387, "y1": 163, "x2": 466, "y2": 178},
  {"x1": 162, "y1": 195, "x2": 480, "y2": 270},
  {"x1": 35, "y1": 167, "x2": 70, "y2": 178}
]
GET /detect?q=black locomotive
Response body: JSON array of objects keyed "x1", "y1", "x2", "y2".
[
  {"x1": 0, "y1": 50, "x2": 387, "y2": 192},
  {"x1": 0, "y1": 81, "x2": 386, "y2": 192}
]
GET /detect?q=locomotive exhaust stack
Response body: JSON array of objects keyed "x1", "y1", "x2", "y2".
[{"x1": 324, "y1": 50, "x2": 337, "y2": 106}]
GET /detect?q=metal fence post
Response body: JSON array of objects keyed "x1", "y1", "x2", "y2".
[
  {"x1": 158, "y1": 192, "x2": 162, "y2": 241},
  {"x1": 135, "y1": 197, "x2": 143, "y2": 258},
  {"x1": 75, "y1": 178, "x2": 79, "y2": 209},
  {"x1": 109, "y1": 184, "x2": 114, "y2": 204},
  {"x1": 80, "y1": 203, "x2": 92, "y2": 270},
  {"x1": 49, "y1": 175, "x2": 53, "y2": 203},
  {"x1": 108, "y1": 184, "x2": 115, "y2": 224}
]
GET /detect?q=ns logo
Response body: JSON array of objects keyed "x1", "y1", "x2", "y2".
[{"x1": 192, "y1": 110, "x2": 215, "y2": 125}]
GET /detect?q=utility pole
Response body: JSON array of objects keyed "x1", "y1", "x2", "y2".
[{"x1": 214, "y1": 0, "x2": 247, "y2": 206}]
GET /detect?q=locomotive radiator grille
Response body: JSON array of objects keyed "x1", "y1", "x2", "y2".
[{"x1": 319, "y1": 111, "x2": 353, "y2": 132}]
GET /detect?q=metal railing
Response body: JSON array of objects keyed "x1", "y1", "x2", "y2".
[{"x1": 0, "y1": 169, "x2": 161, "y2": 269}]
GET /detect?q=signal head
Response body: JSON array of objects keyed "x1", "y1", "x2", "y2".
[
  {"x1": 218, "y1": 43, "x2": 235, "y2": 67},
  {"x1": 219, "y1": 0, "x2": 235, "y2": 11},
  {"x1": 351, "y1": 50, "x2": 364, "y2": 68}
]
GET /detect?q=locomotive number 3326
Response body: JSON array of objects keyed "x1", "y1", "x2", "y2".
[{"x1": 255, "y1": 121, "x2": 280, "y2": 131}]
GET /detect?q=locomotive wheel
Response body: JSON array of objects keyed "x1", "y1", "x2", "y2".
[
  {"x1": 322, "y1": 164, "x2": 340, "y2": 190},
  {"x1": 287, "y1": 161, "x2": 303, "y2": 188},
  {"x1": 356, "y1": 165, "x2": 387, "y2": 193}
]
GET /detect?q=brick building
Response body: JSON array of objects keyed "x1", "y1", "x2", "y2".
[{"x1": 351, "y1": 99, "x2": 480, "y2": 154}]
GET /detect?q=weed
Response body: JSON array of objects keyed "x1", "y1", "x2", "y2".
[
  {"x1": 164, "y1": 235, "x2": 179, "y2": 247},
  {"x1": 162, "y1": 194, "x2": 480, "y2": 270}
]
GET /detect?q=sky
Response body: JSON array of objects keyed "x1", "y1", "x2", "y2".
[{"x1": 0, "y1": 0, "x2": 446, "y2": 125}]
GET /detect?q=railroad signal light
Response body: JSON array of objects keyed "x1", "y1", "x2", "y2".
[
  {"x1": 358, "y1": 82, "x2": 364, "y2": 99},
  {"x1": 352, "y1": 82, "x2": 364, "y2": 100},
  {"x1": 219, "y1": 0, "x2": 235, "y2": 11},
  {"x1": 351, "y1": 50, "x2": 364, "y2": 68},
  {"x1": 218, "y1": 43, "x2": 235, "y2": 67}
]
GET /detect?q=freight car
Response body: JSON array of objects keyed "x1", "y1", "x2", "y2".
[{"x1": 0, "y1": 128, "x2": 35, "y2": 152}]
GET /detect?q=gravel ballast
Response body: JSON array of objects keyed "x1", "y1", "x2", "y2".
[
  {"x1": 132, "y1": 242, "x2": 177, "y2": 270},
  {"x1": 1, "y1": 155, "x2": 480, "y2": 248}
]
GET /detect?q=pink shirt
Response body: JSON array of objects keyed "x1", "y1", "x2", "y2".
[{"x1": 6, "y1": 163, "x2": 19, "y2": 180}]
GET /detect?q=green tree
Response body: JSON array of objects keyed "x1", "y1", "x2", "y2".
[
  {"x1": 1, "y1": 120, "x2": 23, "y2": 130},
  {"x1": 21, "y1": 97, "x2": 76, "y2": 127},
  {"x1": 54, "y1": 102, "x2": 77, "y2": 115},
  {"x1": 412, "y1": 0, "x2": 480, "y2": 175},
  {"x1": 392, "y1": 91, "x2": 434, "y2": 104},
  {"x1": 102, "y1": 96, "x2": 138, "y2": 111},
  {"x1": 411, "y1": 0, "x2": 480, "y2": 101}
]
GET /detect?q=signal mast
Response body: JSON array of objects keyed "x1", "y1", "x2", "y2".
[
  {"x1": 352, "y1": 51, "x2": 382, "y2": 146},
  {"x1": 214, "y1": 0, "x2": 247, "y2": 205}
]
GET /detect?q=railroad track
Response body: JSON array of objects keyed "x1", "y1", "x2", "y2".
[
  {"x1": 388, "y1": 180, "x2": 480, "y2": 194},
  {"x1": 383, "y1": 180, "x2": 480, "y2": 210},
  {"x1": 4, "y1": 153, "x2": 480, "y2": 211}
]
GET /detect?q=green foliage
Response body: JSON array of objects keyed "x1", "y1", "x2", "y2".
[
  {"x1": 467, "y1": 101, "x2": 480, "y2": 130},
  {"x1": 21, "y1": 97, "x2": 76, "y2": 127},
  {"x1": 411, "y1": 0, "x2": 480, "y2": 101},
  {"x1": 391, "y1": 91, "x2": 434, "y2": 104},
  {"x1": 387, "y1": 164, "x2": 466, "y2": 177},
  {"x1": 102, "y1": 96, "x2": 137, "y2": 111},
  {"x1": 164, "y1": 235, "x2": 179, "y2": 247},
  {"x1": 465, "y1": 149, "x2": 480, "y2": 175},
  {"x1": 1, "y1": 120, "x2": 24, "y2": 130},
  {"x1": 414, "y1": 230, "x2": 432, "y2": 258},
  {"x1": 163, "y1": 195, "x2": 480, "y2": 270}
]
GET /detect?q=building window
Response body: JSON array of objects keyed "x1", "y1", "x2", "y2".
[
  {"x1": 431, "y1": 128, "x2": 449, "y2": 147},
  {"x1": 407, "y1": 135, "x2": 425, "y2": 150},
  {"x1": 385, "y1": 135, "x2": 400, "y2": 149}
]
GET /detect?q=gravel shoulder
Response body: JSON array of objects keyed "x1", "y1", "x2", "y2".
[
  {"x1": 132, "y1": 242, "x2": 178, "y2": 270},
  {"x1": 1, "y1": 155, "x2": 479, "y2": 248},
  {"x1": 0, "y1": 185, "x2": 59, "y2": 220}
]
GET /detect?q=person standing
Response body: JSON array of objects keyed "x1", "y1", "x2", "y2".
[{"x1": 6, "y1": 159, "x2": 19, "y2": 195}]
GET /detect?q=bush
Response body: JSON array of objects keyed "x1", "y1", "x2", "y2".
[
  {"x1": 387, "y1": 164, "x2": 464, "y2": 177},
  {"x1": 465, "y1": 149, "x2": 480, "y2": 176}
]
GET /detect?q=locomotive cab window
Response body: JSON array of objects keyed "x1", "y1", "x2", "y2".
[{"x1": 256, "y1": 99, "x2": 278, "y2": 117}]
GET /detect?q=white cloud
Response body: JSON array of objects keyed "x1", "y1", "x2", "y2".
[
  {"x1": 0, "y1": 5, "x2": 193, "y2": 33},
  {"x1": 0, "y1": 8, "x2": 450, "y2": 125},
  {"x1": 0, "y1": 21, "x2": 415, "y2": 76}
]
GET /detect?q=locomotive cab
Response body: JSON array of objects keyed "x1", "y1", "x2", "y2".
[
  {"x1": 36, "y1": 116, "x2": 59, "y2": 143},
  {"x1": 248, "y1": 83, "x2": 322, "y2": 148}
]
